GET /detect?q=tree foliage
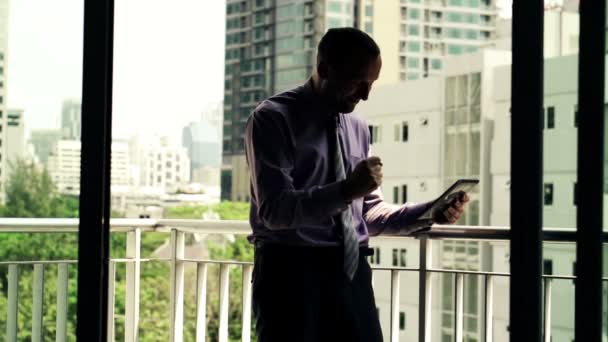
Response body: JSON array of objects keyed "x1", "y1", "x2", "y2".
[{"x1": 0, "y1": 159, "x2": 254, "y2": 341}]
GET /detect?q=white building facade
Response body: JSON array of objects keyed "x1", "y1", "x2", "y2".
[
  {"x1": 48, "y1": 140, "x2": 132, "y2": 195},
  {"x1": 139, "y1": 137, "x2": 190, "y2": 193}
]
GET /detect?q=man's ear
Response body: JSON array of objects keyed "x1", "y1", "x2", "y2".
[{"x1": 317, "y1": 60, "x2": 329, "y2": 79}]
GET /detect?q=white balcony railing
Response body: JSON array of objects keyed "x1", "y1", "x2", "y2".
[{"x1": 0, "y1": 219, "x2": 602, "y2": 342}]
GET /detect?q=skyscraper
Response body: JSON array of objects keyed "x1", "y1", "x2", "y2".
[
  {"x1": 0, "y1": 0, "x2": 10, "y2": 204},
  {"x1": 222, "y1": 0, "x2": 358, "y2": 201},
  {"x1": 61, "y1": 98, "x2": 81, "y2": 140},
  {"x1": 358, "y1": 0, "x2": 499, "y2": 85},
  {"x1": 183, "y1": 104, "x2": 222, "y2": 185}
]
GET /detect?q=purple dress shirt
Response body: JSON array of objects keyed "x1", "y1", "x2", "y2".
[{"x1": 244, "y1": 79, "x2": 432, "y2": 247}]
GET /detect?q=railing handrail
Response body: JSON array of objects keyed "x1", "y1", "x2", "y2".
[{"x1": 0, "y1": 218, "x2": 600, "y2": 243}]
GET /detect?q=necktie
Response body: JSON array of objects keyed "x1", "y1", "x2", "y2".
[{"x1": 333, "y1": 114, "x2": 360, "y2": 281}]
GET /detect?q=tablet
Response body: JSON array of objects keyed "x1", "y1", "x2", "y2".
[{"x1": 418, "y1": 179, "x2": 479, "y2": 220}]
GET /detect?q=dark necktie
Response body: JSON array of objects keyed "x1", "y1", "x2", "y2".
[{"x1": 333, "y1": 114, "x2": 359, "y2": 281}]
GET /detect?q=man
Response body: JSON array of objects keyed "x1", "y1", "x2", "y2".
[{"x1": 244, "y1": 28, "x2": 468, "y2": 342}]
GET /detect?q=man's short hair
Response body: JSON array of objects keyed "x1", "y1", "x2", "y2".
[{"x1": 317, "y1": 28, "x2": 380, "y2": 70}]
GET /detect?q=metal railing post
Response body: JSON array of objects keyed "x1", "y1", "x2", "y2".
[
  {"x1": 107, "y1": 261, "x2": 116, "y2": 342},
  {"x1": 170, "y1": 229, "x2": 186, "y2": 342},
  {"x1": 390, "y1": 270, "x2": 401, "y2": 342},
  {"x1": 125, "y1": 228, "x2": 141, "y2": 342},
  {"x1": 7, "y1": 264, "x2": 19, "y2": 341},
  {"x1": 32, "y1": 264, "x2": 45, "y2": 342},
  {"x1": 418, "y1": 236, "x2": 433, "y2": 342},
  {"x1": 242, "y1": 265, "x2": 253, "y2": 342},
  {"x1": 218, "y1": 264, "x2": 231, "y2": 342},
  {"x1": 196, "y1": 263, "x2": 208, "y2": 342}
]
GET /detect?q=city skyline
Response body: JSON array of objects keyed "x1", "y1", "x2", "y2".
[{"x1": 6, "y1": 0, "x2": 226, "y2": 142}]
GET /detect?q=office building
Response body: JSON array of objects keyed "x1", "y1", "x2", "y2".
[
  {"x1": 138, "y1": 136, "x2": 190, "y2": 193},
  {"x1": 182, "y1": 104, "x2": 222, "y2": 185},
  {"x1": 0, "y1": 0, "x2": 9, "y2": 203},
  {"x1": 30, "y1": 129, "x2": 64, "y2": 165},
  {"x1": 222, "y1": 0, "x2": 358, "y2": 201},
  {"x1": 5, "y1": 109, "x2": 25, "y2": 166},
  {"x1": 61, "y1": 98, "x2": 81, "y2": 140},
  {"x1": 48, "y1": 140, "x2": 131, "y2": 195},
  {"x1": 359, "y1": 0, "x2": 499, "y2": 85}
]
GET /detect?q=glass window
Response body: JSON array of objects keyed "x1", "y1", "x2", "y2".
[
  {"x1": 408, "y1": 25, "x2": 420, "y2": 36},
  {"x1": 402, "y1": 185, "x2": 408, "y2": 204},
  {"x1": 365, "y1": 5, "x2": 374, "y2": 16},
  {"x1": 546, "y1": 106, "x2": 555, "y2": 129},
  {"x1": 447, "y1": 12, "x2": 463, "y2": 22},
  {"x1": 393, "y1": 186, "x2": 399, "y2": 204},
  {"x1": 365, "y1": 22, "x2": 373, "y2": 34},
  {"x1": 544, "y1": 183, "x2": 554, "y2": 206},
  {"x1": 328, "y1": 18, "x2": 342, "y2": 29},
  {"x1": 402, "y1": 122, "x2": 409, "y2": 141},
  {"x1": 407, "y1": 73, "x2": 419, "y2": 80},
  {"x1": 328, "y1": 1, "x2": 343, "y2": 12},
  {"x1": 408, "y1": 41, "x2": 421, "y2": 52},
  {"x1": 432, "y1": 59, "x2": 442, "y2": 70},
  {"x1": 446, "y1": 29, "x2": 462, "y2": 39},
  {"x1": 466, "y1": 30, "x2": 478, "y2": 39},
  {"x1": 399, "y1": 312, "x2": 406, "y2": 330},
  {"x1": 448, "y1": 44, "x2": 463, "y2": 54},
  {"x1": 408, "y1": 58, "x2": 420, "y2": 68},
  {"x1": 392, "y1": 249, "x2": 398, "y2": 266},
  {"x1": 399, "y1": 249, "x2": 407, "y2": 267},
  {"x1": 543, "y1": 259, "x2": 553, "y2": 275},
  {"x1": 409, "y1": 8, "x2": 420, "y2": 20}
]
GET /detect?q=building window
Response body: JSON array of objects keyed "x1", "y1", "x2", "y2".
[
  {"x1": 393, "y1": 248, "x2": 407, "y2": 267},
  {"x1": 402, "y1": 122, "x2": 409, "y2": 142},
  {"x1": 370, "y1": 247, "x2": 381, "y2": 265},
  {"x1": 546, "y1": 106, "x2": 555, "y2": 129},
  {"x1": 408, "y1": 25, "x2": 420, "y2": 36},
  {"x1": 544, "y1": 183, "x2": 554, "y2": 206},
  {"x1": 543, "y1": 259, "x2": 553, "y2": 275},
  {"x1": 369, "y1": 125, "x2": 381, "y2": 144},
  {"x1": 574, "y1": 104, "x2": 578, "y2": 127},
  {"x1": 400, "y1": 312, "x2": 406, "y2": 330},
  {"x1": 573, "y1": 182, "x2": 577, "y2": 206},
  {"x1": 393, "y1": 186, "x2": 399, "y2": 204},
  {"x1": 402, "y1": 185, "x2": 408, "y2": 204}
]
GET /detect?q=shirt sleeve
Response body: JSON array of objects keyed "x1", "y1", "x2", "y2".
[
  {"x1": 245, "y1": 109, "x2": 350, "y2": 230},
  {"x1": 363, "y1": 188, "x2": 434, "y2": 236},
  {"x1": 361, "y1": 142, "x2": 433, "y2": 236}
]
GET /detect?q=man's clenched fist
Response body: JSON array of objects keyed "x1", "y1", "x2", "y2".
[{"x1": 341, "y1": 156, "x2": 383, "y2": 201}]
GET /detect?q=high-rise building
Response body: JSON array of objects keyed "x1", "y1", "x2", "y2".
[
  {"x1": 222, "y1": 0, "x2": 358, "y2": 201},
  {"x1": 30, "y1": 129, "x2": 64, "y2": 165},
  {"x1": 5, "y1": 109, "x2": 25, "y2": 164},
  {"x1": 61, "y1": 98, "x2": 81, "y2": 140},
  {"x1": 48, "y1": 140, "x2": 131, "y2": 195},
  {"x1": 358, "y1": 0, "x2": 499, "y2": 85},
  {"x1": 0, "y1": 0, "x2": 9, "y2": 204},
  {"x1": 183, "y1": 104, "x2": 222, "y2": 185}
]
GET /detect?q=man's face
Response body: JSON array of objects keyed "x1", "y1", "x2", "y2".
[{"x1": 324, "y1": 55, "x2": 382, "y2": 114}]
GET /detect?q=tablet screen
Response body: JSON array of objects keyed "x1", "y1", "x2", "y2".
[{"x1": 418, "y1": 179, "x2": 479, "y2": 220}]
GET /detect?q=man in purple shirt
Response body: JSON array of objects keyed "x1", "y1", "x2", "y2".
[{"x1": 245, "y1": 28, "x2": 469, "y2": 342}]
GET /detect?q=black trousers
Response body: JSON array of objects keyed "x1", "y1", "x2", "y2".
[{"x1": 252, "y1": 244, "x2": 383, "y2": 342}]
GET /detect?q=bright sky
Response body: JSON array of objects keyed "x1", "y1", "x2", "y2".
[{"x1": 7, "y1": 0, "x2": 227, "y2": 141}]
